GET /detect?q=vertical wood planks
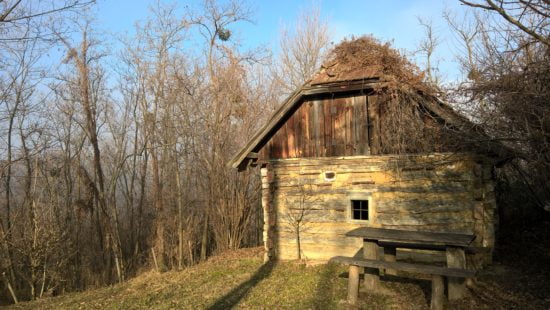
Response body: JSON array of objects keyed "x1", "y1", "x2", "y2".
[
  {"x1": 312, "y1": 100, "x2": 322, "y2": 157},
  {"x1": 367, "y1": 95, "x2": 380, "y2": 155},
  {"x1": 260, "y1": 94, "x2": 376, "y2": 160},
  {"x1": 332, "y1": 98, "x2": 345, "y2": 155},
  {"x1": 306, "y1": 101, "x2": 315, "y2": 157},
  {"x1": 354, "y1": 95, "x2": 368, "y2": 155},
  {"x1": 324, "y1": 97, "x2": 333, "y2": 157},
  {"x1": 297, "y1": 102, "x2": 304, "y2": 157},
  {"x1": 351, "y1": 95, "x2": 360, "y2": 155},
  {"x1": 345, "y1": 98, "x2": 354, "y2": 156},
  {"x1": 287, "y1": 110, "x2": 296, "y2": 158}
]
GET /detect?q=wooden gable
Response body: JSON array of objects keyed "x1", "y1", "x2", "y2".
[
  {"x1": 258, "y1": 93, "x2": 372, "y2": 160},
  {"x1": 257, "y1": 88, "x2": 455, "y2": 162}
]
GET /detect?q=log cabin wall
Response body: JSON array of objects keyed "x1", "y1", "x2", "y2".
[{"x1": 263, "y1": 154, "x2": 496, "y2": 262}]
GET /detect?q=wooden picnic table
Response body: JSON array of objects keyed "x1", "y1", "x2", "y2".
[{"x1": 345, "y1": 227, "x2": 475, "y2": 300}]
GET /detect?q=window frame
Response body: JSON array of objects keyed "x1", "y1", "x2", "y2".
[{"x1": 347, "y1": 194, "x2": 373, "y2": 224}]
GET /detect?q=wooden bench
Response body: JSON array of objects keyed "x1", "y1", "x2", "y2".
[{"x1": 330, "y1": 256, "x2": 476, "y2": 310}]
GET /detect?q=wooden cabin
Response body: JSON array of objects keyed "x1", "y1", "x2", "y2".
[{"x1": 228, "y1": 37, "x2": 502, "y2": 263}]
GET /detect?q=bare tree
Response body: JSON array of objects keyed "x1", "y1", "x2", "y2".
[
  {"x1": 443, "y1": 9, "x2": 483, "y2": 79},
  {"x1": 0, "y1": 0, "x2": 95, "y2": 42},
  {"x1": 275, "y1": 4, "x2": 332, "y2": 95},
  {"x1": 0, "y1": 16, "x2": 46, "y2": 302},
  {"x1": 56, "y1": 21, "x2": 127, "y2": 283},
  {"x1": 186, "y1": 0, "x2": 261, "y2": 258},
  {"x1": 459, "y1": 0, "x2": 550, "y2": 47},
  {"x1": 415, "y1": 16, "x2": 442, "y2": 87},
  {"x1": 451, "y1": 0, "x2": 550, "y2": 210},
  {"x1": 0, "y1": 0, "x2": 279, "y2": 304},
  {"x1": 0, "y1": 1, "x2": 93, "y2": 24},
  {"x1": 284, "y1": 181, "x2": 319, "y2": 260}
]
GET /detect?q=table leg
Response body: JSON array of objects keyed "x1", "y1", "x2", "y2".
[
  {"x1": 431, "y1": 275, "x2": 445, "y2": 310},
  {"x1": 446, "y1": 246, "x2": 466, "y2": 300},
  {"x1": 363, "y1": 239, "x2": 380, "y2": 291},
  {"x1": 383, "y1": 246, "x2": 397, "y2": 276}
]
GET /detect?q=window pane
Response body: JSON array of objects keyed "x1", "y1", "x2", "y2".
[{"x1": 351, "y1": 200, "x2": 369, "y2": 220}]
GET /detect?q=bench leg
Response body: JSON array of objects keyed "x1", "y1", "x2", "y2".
[
  {"x1": 446, "y1": 246, "x2": 466, "y2": 300},
  {"x1": 348, "y1": 265, "x2": 360, "y2": 305},
  {"x1": 383, "y1": 246, "x2": 397, "y2": 276},
  {"x1": 431, "y1": 275, "x2": 445, "y2": 310},
  {"x1": 363, "y1": 240, "x2": 380, "y2": 291}
]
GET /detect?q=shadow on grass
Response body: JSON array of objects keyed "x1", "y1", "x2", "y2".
[
  {"x1": 207, "y1": 260, "x2": 276, "y2": 310},
  {"x1": 336, "y1": 269, "x2": 432, "y2": 307},
  {"x1": 312, "y1": 262, "x2": 341, "y2": 308}
]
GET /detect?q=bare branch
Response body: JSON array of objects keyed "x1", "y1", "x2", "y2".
[{"x1": 460, "y1": 0, "x2": 550, "y2": 46}]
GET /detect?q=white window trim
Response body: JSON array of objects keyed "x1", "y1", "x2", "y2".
[
  {"x1": 347, "y1": 194, "x2": 373, "y2": 224},
  {"x1": 324, "y1": 171, "x2": 336, "y2": 182}
]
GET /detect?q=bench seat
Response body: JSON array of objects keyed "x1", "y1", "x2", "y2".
[{"x1": 330, "y1": 256, "x2": 475, "y2": 278}]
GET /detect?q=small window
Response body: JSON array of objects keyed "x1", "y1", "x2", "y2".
[
  {"x1": 351, "y1": 200, "x2": 369, "y2": 221},
  {"x1": 324, "y1": 171, "x2": 336, "y2": 181}
]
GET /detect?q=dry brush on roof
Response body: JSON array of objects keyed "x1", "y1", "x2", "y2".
[
  {"x1": 313, "y1": 36, "x2": 508, "y2": 157},
  {"x1": 310, "y1": 36, "x2": 432, "y2": 94},
  {"x1": 309, "y1": 37, "x2": 465, "y2": 155}
]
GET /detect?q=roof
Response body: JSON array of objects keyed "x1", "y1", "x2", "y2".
[
  {"x1": 310, "y1": 36, "x2": 428, "y2": 91},
  {"x1": 228, "y1": 37, "x2": 513, "y2": 170}
]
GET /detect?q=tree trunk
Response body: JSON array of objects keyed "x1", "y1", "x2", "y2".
[
  {"x1": 296, "y1": 225, "x2": 301, "y2": 260},
  {"x1": 175, "y1": 161, "x2": 184, "y2": 270},
  {"x1": 152, "y1": 149, "x2": 164, "y2": 270},
  {"x1": 200, "y1": 214, "x2": 208, "y2": 261}
]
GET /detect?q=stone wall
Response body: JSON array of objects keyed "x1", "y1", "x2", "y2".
[{"x1": 261, "y1": 153, "x2": 496, "y2": 262}]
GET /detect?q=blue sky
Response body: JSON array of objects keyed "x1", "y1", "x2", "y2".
[{"x1": 94, "y1": 0, "x2": 473, "y2": 82}]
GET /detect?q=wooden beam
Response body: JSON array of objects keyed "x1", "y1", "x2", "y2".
[
  {"x1": 363, "y1": 240, "x2": 380, "y2": 291},
  {"x1": 246, "y1": 152, "x2": 259, "y2": 159},
  {"x1": 383, "y1": 246, "x2": 397, "y2": 276},
  {"x1": 348, "y1": 265, "x2": 360, "y2": 305},
  {"x1": 446, "y1": 246, "x2": 467, "y2": 300},
  {"x1": 346, "y1": 227, "x2": 475, "y2": 247},
  {"x1": 431, "y1": 275, "x2": 445, "y2": 310}
]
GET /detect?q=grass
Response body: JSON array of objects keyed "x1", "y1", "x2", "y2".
[
  {"x1": 6, "y1": 247, "x2": 380, "y2": 310},
  {"x1": 6, "y1": 235, "x2": 550, "y2": 310}
]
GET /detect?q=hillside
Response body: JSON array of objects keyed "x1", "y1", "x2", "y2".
[{"x1": 7, "y1": 233, "x2": 550, "y2": 310}]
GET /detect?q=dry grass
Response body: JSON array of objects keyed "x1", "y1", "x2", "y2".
[
  {"x1": 5, "y1": 247, "x2": 358, "y2": 310},
  {"x1": 7, "y1": 237, "x2": 550, "y2": 310}
]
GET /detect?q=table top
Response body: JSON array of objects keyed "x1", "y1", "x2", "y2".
[{"x1": 345, "y1": 227, "x2": 475, "y2": 247}]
